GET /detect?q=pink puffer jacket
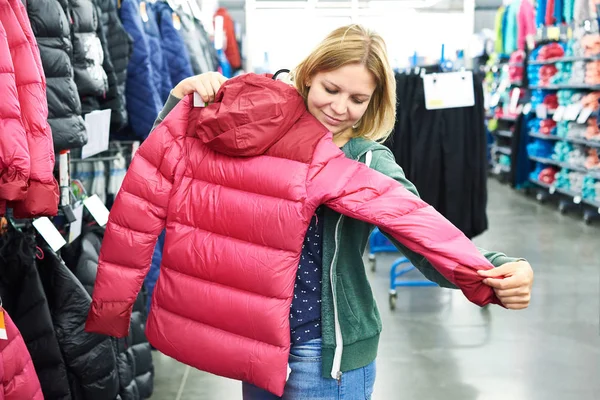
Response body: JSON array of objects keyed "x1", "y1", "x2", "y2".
[
  {"x1": 0, "y1": 0, "x2": 58, "y2": 218},
  {"x1": 86, "y1": 74, "x2": 501, "y2": 396},
  {"x1": 0, "y1": 309, "x2": 43, "y2": 400},
  {"x1": 0, "y1": 20, "x2": 28, "y2": 215}
]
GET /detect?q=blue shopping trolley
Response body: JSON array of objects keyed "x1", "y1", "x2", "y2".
[{"x1": 369, "y1": 228, "x2": 438, "y2": 310}]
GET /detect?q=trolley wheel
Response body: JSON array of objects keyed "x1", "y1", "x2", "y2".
[
  {"x1": 368, "y1": 254, "x2": 376, "y2": 272},
  {"x1": 389, "y1": 291, "x2": 397, "y2": 311},
  {"x1": 584, "y1": 214, "x2": 592, "y2": 225},
  {"x1": 558, "y1": 203, "x2": 568, "y2": 215},
  {"x1": 535, "y1": 192, "x2": 543, "y2": 202}
]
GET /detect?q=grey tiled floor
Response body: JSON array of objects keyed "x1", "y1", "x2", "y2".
[{"x1": 150, "y1": 179, "x2": 600, "y2": 399}]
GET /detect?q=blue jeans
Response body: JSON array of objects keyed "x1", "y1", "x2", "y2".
[{"x1": 242, "y1": 339, "x2": 376, "y2": 400}]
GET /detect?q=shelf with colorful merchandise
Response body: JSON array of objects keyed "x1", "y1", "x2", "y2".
[{"x1": 522, "y1": 18, "x2": 600, "y2": 224}]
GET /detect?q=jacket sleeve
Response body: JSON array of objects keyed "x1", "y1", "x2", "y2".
[
  {"x1": 315, "y1": 153, "x2": 502, "y2": 307},
  {"x1": 85, "y1": 120, "x2": 183, "y2": 337},
  {"x1": 371, "y1": 148, "x2": 523, "y2": 288},
  {"x1": 151, "y1": 93, "x2": 182, "y2": 132},
  {"x1": 0, "y1": 22, "x2": 29, "y2": 204}
]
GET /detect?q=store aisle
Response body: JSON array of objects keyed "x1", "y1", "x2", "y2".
[{"x1": 151, "y1": 179, "x2": 599, "y2": 400}]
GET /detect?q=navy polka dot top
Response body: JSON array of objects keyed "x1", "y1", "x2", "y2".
[{"x1": 289, "y1": 207, "x2": 323, "y2": 344}]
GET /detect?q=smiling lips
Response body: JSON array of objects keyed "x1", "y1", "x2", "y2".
[{"x1": 323, "y1": 112, "x2": 344, "y2": 126}]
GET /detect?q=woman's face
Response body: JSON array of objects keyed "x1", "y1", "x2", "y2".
[{"x1": 306, "y1": 64, "x2": 376, "y2": 137}]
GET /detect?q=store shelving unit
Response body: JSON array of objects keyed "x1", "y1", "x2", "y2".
[{"x1": 523, "y1": 25, "x2": 600, "y2": 224}]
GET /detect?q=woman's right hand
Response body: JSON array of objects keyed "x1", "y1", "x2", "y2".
[{"x1": 171, "y1": 72, "x2": 228, "y2": 103}]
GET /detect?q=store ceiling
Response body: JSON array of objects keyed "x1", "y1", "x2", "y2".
[{"x1": 218, "y1": 0, "x2": 502, "y2": 12}]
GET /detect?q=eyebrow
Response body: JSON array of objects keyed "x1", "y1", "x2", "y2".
[{"x1": 324, "y1": 80, "x2": 371, "y2": 99}]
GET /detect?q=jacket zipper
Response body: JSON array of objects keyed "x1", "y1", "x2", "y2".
[{"x1": 330, "y1": 214, "x2": 344, "y2": 383}]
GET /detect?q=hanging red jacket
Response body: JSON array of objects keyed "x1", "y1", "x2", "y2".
[
  {"x1": 0, "y1": 0, "x2": 58, "y2": 218},
  {"x1": 0, "y1": 20, "x2": 29, "y2": 216},
  {"x1": 214, "y1": 7, "x2": 241, "y2": 69},
  {"x1": 85, "y1": 74, "x2": 502, "y2": 396},
  {"x1": 0, "y1": 308, "x2": 44, "y2": 399}
]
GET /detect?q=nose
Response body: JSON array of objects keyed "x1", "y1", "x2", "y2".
[{"x1": 330, "y1": 97, "x2": 347, "y2": 116}]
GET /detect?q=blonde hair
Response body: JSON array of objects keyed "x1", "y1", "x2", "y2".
[{"x1": 292, "y1": 25, "x2": 396, "y2": 142}]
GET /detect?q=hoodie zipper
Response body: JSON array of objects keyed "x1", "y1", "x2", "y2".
[
  {"x1": 329, "y1": 149, "x2": 372, "y2": 383},
  {"x1": 330, "y1": 214, "x2": 344, "y2": 383}
]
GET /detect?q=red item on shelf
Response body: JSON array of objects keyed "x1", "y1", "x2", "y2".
[
  {"x1": 537, "y1": 43, "x2": 564, "y2": 60},
  {"x1": 538, "y1": 167, "x2": 558, "y2": 184},
  {"x1": 540, "y1": 119, "x2": 557, "y2": 135},
  {"x1": 509, "y1": 50, "x2": 525, "y2": 83},
  {"x1": 539, "y1": 64, "x2": 558, "y2": 85},
  {"x1": 543, "y1": 94, "x2": 559, "y2": 110}
]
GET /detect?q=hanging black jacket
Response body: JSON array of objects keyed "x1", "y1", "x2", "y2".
[
  {"x1": 81, "y1": 0, "x2": 131, "y2": 131},
  {"x1": 62, "y1": 225, "x2": 154, "y2": 399},
  {"x1": 0, "y1": 225, "x2": 71, "y2": 400},
  {"x1": 26, "y1": 0, "x2": 88, "y2": 151},
  {"x1": 36, "y1": 239, "x2": 120, "y2": 400},
  {"x1": 386, "y1": 71, "x2": 488, "y2": 239},
  {"x1": 70, "y1": 0, "x2": 108, "y2": 101}
]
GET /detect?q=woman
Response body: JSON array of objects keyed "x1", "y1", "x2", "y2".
[{"x1": 94, "y1": 25, "x2": 534, "y2": 399}]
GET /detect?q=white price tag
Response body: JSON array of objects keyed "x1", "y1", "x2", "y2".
[
  {"x1": 81, "y1": 109, "x2": 111, "y2": 159},
  {"x1": 193, "y1": 93, "x2": 208, "y2": 108},
  {"x1": 423, "y1": 71, "x2": 475, "y2": 110},
  {"x1": 84, "y1": 195, "x2": 110, "y2": 227},
  {"x1": 564, "y1": 103, "x2": 583, "y2": 121},
  {"x1": 576, "y1": 107, "x2": 594, "y2": 124},
  {"x1": 68, "y1": 204, "x2": 84, "y2": 243},
  {"x1": 536, "y1": 104, "x2": 548, "y2": 119},
  {"x1": 33, "y1": 217, "x2": 66, "y2": 252},
  {"x1": 553, "y1": 106, "x2": 566, "y2": 122},
  {"x1": 523, "y1": 103, "x2": 532, "y2": 115}
]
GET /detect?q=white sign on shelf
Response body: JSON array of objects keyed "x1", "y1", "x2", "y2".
[
  {"x1": 68, "y1": 204, "x2": 84, "y2": 243},
  {"x1": 553, "y1": 106, "x2": 566, "y2": 122},
  {"x1": 84, "y1": 195, "x2": 110, "y2": 227},
  {"x1": 576, "y1": 107, "x2": 594, "y2": 124},
  {"x1": 536, "y1": 104, "x2": 548, "y2": 119},
  {"x1": 423, "y1": 71, "x2": 475, "y2": 110},
  {"x1": 563, "y1": 103, "x2": 583, "y2": 121},
  {"x1": 33, "y1": 217, "x2": 66, "y2": 252},
  {"x1": 81, "y1": 109, "x2": 111, "y2": 159}
]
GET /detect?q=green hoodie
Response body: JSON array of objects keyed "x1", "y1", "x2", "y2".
[
  {"x1": 320, "y1": 137, "x2": 521, "y2": 380},
  {"x1": 152, "y1": 94, "x2": 521, "y2": 381}
]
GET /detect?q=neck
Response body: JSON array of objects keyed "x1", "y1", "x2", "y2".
[{"x1": 333, "y1": 128, "x2": 353, "y2": 148}]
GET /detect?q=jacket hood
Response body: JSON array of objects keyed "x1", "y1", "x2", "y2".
[{"x1": 195, "y1": 73, "x2": 308, "y2": 157}]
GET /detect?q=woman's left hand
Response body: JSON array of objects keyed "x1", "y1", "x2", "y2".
[{"x1": 477, "y1": 261, "x2": 534, "y2": 310}]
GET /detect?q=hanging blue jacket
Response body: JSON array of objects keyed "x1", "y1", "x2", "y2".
[
  {"x1": 144, "y1": 229, "x2": 166, "y2": 314},
  {"x1": 119, "y1": 0, "x2": 162, "y2": 138},
  {"x1": 154, "y1": 2, "x2": 193, "y2": 86},
  {"x1": 145, "y1": 2, "x2": 172, "y2": 102}
]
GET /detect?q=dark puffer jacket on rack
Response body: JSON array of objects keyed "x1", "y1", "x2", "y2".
[
  {"x1": 177, "y1": 10, "x2": 217, "y2": 75},
  {"x1": 79, "y1": 0, "x2": 117, "y2": 116},
  {"x1": 26, "y1": 0, "x2": 88, "y2": 151},
  {"x1": 62, "y1": 225, "x2": 154, "y2": 399},
  {"x1": 145, "y1": 1, "x2": 171, "y2": 102},
  {"x1": 95, "y1": 0, "x2": 131, "y2": 131},
  {"x1": 154, "y1": 1, "x2": 193, "y2": 86},
  {"x1": 119, "y1": 0, "x2": 162, "y2": 139},
  {"x1": 36, "y1": 240, "x2": 120, "y2": 400},
  {"x1": 0, "y1": 226, "x2": 71, "y2": 400},
  {"x1": 70, "y1": 0, "x2": 108, "y2": 101}
]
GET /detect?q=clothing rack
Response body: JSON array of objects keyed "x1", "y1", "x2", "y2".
[{"x1": 385, "y1": 68, "x2": 489, "y2": 239}]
